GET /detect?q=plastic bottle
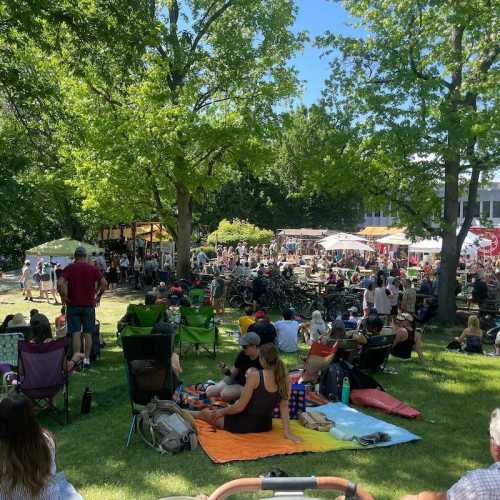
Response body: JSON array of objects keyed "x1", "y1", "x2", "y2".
[{"x1": 341, "y1": 377, "x2": 350, "y2": 405}]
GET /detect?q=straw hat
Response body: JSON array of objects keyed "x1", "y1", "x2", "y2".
[{"x1": 7, "y1": 313, "x2": 28, "y2": 328}]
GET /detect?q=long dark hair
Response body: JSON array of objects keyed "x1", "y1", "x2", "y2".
[
  {"x1": 259, "y1": 343, "x2": 290, "y2": 401},
  {"x1": 0, "y1": 394, "x2": 53, "y2": 495}
]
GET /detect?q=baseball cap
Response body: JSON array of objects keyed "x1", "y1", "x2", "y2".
[
  {"x1": 74, "y1": 246, "x2": 87, "y2": 258},
  {"x1": 239, "y1": 332, "x2": 261, "y2": 347},
  {"x1": 348, "y1": 306, "x2": 358, "y2": 314},
  {"x1": 255, "y1": 310, "x2": 266, "y2": 319}
]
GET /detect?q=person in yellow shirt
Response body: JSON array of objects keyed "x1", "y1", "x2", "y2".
[{"x1": 238, "y1": 306, "x2": 256, "y2": 336}]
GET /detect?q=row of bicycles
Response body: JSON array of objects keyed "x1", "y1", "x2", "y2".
[{"x1": 225, "y1": 275, "x2": 363, "y2": 320}]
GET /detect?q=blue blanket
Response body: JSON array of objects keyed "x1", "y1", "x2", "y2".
[{"x1": 307, "y1": 402, "x2": 421, "y2": 447}]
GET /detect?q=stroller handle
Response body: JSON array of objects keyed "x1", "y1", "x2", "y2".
[{"x1": 208, "y1": 476, "x2": 374, "y2": 500}]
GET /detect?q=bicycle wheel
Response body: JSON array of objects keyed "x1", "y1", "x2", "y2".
[{"x1": 228, "y1": 295, "x2": 243, "y2": 309}]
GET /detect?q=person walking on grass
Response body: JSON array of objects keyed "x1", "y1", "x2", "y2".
[
  {"x1": 210, "y1": 273, "x2": 226, "y2": 315},
  {"x1": 57, "y1": 246, "x2": 107, "y2": 369},
  {"x1": 20, "y1": 260, "x2": 33, "y2": 302}
]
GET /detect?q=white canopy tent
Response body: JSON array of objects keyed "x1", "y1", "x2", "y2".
[
  {"x1": 408, "y1": 239, "x2": 442, "y2": 254},
  {"x1": 319, "y1": 232, "x2": 366, "y2": 246},
  {"x1": 376, "y1": 233, "x2": 413, "y2": 246},
  {"x1": 320, "y1": 239, "x2": 375, "y2": 252}
]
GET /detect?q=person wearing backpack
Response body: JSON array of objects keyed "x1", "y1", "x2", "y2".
[
  {"x1": 194, "y1": 343, "x2": 301, "y2": 443},
  {"x1": 210, "y1": 273, "x2": 226, "y2": 315}
]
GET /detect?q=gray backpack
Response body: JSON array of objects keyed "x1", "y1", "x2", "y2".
[{"x1": 137, "y1": 398, "x2": 198, "y2": 454}]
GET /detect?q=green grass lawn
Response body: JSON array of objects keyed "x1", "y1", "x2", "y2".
[{"x1": 1, "y1": 288, "x2": 499, "y2": 500}]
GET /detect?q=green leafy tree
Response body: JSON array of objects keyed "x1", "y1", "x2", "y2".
[
  {"x1": 319, "y1": 0, "x2": 499, "y2": 320},
  {"x1": 207, "y1": 219, "x2": 273, "y2": 247},
  {"x1": 65, "y1": 0, "x2": 303, "y2": 278}
]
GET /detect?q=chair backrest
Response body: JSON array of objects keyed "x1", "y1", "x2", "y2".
[
  {"x1": 121, "y1": 325, "x2": 153, "y2": 337},
  {"x1": 122, "y1": 333, "x2": 176, "y2": 406},
  {"x1": 334, "y1": 337, "x2": 359, "y2": 362},
  {"x1": 189, "y1": 288, "x2": 206, "y2": 305},
  {"x1": 358, "y1": 333, "x2": 395, "y2": 372},
  {"x1": 127, "y1": 304, "x2": 167, "y2": 327},
  {"x1": 18, "y1": 338, "x2": 68, "y2": 399},
  {"x1": 181, "y1": 306, "x2": 214, "y2": 328},
  {"x1": 4, "y1": 325, "x2": 33, "y2": 342},
  {"x1": 0, "y1": 333, "x2": 24, "y2": 367}
]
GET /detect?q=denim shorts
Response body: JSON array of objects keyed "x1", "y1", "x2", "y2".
[{"x1": 66, "y1": 306, "x2": 96, "y2": 334}]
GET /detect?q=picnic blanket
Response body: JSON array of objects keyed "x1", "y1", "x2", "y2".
[
  {"x1": 197, "y1": 403, "x2": 420, "y2": 463},
  {"x1": 196, "y1": 418, "x2": 358, "y2": 463},
  {"x1": 307, "y1": 402, "x2": 421, "y2": 447}
]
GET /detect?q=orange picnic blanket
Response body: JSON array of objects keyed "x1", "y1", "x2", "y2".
[{"x1": 196, "y1": 419, "x2": 359, "y2": 463}]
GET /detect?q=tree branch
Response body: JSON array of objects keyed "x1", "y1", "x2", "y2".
[
  {"x1": 87, "y1": 82, "x2": 122, "y2": 106},
  {"x1": 187, "y1": 0, "x2": 237, "y2": 65}
]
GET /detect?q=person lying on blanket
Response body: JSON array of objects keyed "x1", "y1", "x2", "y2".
[
  {"x1": 193, "y1": 343, "x2": 302, "y2": 443},
  {"x1": 401, "y1": 408, "x2": 500, "y2": 500},
  {"x1": 206, "y1": 332, "x2": 263, "y2": 402}
]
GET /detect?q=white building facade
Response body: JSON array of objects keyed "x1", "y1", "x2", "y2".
[{"x1": 363, "y1": 182, "x2": 500, "y2": 228}]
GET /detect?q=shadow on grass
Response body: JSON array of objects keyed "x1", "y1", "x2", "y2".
[{"x1": 29, "y1": 308, "x2": 500, "y2": 500}]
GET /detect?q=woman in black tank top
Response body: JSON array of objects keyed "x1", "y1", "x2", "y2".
[{"x1": 193, "y1": 344, "x2": 301, "y2": 442}]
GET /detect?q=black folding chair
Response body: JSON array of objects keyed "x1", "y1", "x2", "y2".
[
  {"x1": 332, "y1": 338, "x2": 359, "y2": 363},
  {"x1": 358, "y1": 332, "x2": 396, "y2": 372},
  {"x1": 122, "y1": 333, "x2": 176, "y2": 448}
]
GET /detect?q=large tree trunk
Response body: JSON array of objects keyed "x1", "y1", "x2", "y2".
[
  {"x1": 175, "y1": 182, "x2": 192, "y2": 279},
  {"x1": 437, "y1": 158, "x2": 460, "y2": 322}
]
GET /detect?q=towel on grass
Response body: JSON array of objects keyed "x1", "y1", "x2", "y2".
[{"x1": 307, "y1": 402, "x2": 421, "y2": 447}]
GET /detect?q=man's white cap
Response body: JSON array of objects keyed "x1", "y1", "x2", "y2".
[{"x1": 490, "y1": 408, "x2": 500, "y2": 446}]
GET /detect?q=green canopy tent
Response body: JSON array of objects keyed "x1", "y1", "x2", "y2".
[{"x1": 26, "y1": 238, "x2": 104, "y2": 257}]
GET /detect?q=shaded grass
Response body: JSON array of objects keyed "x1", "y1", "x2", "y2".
[{"x1": 1, "y1": 289, "x2": 499, "y2": 499}]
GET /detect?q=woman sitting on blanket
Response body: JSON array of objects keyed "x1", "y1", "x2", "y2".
[{"x1": 194, "y1": 343, "x2": 301, "y2": 443}]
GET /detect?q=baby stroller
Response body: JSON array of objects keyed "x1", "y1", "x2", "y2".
[{"x1": 161, "y1": 476, "x2": 373, "y2": 500}]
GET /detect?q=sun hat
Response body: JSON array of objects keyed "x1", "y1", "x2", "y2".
[
  {"x1": 239, "y1": 332, "x2": 261, "y2": 347},
  {"x1": 7, "y1": 313, "x2": 28, "y2": 328},
  {"x1": 255, "y1": 310, "x2": 266, "y2": 319}
]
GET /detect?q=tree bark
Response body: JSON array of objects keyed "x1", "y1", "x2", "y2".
[
  {"x1": 175, "y1": 182, "x2": 192, "y2": 279},
  {"x1": 437, "y1": 154, "x2": 460, "y2": 322}
]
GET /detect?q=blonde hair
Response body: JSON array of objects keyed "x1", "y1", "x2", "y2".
[
  {"x1": 467, "y1": 315, "x2": 481, "y2": 331},
  {"x1": 259, "y1": 343, "x2": 290, "y2": 401},
  {"x1": 311, "y1": 310, "x2": 324, "y2": 324},
  {"x1": 490, "y1": 408, "x2": 500, "y2": 446}
]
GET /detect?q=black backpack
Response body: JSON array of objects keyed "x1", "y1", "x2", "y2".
[
  {"x1": 319, "y1": 362, "x2": 347, "y2": 401},
  {"x1": 319, "y1": 360, "x2": 383, "y2": 402}
]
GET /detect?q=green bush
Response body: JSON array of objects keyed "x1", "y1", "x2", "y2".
[
  {"x1": 207, "y1": 219, "x2": 273, "y2": 248},
  {"x1": 192, "y1": 245, "x2": 216, "y2": 258}
]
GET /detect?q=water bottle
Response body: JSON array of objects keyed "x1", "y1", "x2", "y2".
[
  {"x1": 80, "y1": 387, "x2": 92, "y2": 414},
  {"x1": 341, "y1": 377, "x2": 350, "y2": 405}
]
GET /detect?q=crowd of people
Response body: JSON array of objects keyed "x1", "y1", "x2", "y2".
[{"x1": 2, "y1": 241, "x2": 500, "y2": 499}]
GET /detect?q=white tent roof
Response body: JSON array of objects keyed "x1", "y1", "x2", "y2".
[
  {"x1": 320, "y1": 239, "x2": 375, "y2": 252},
  {"x1": 409, "y1": 239, "x2": 442, "y2": 253},
  {"x1": 376, "y1": 233, "x2": 412, "y2": 245},
  {"x1": 461, "y1": 230, "x2": 491, "y2": 249},
  {"x1": 319, "y1": 232, "x2": 366, "y2": 245}
]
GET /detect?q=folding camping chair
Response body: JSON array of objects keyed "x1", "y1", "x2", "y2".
[
  {"x1": 4, "y1": 325, "x2": 33, "y2": 341},
  {"x1": 189, "y1": 287, "x2": 207, "y2": 306},
  {"x1": 117, "y1": 303, "x2": 168, "y2": 340},
  {"x1": 17, "y1": 337, "x2": 70, "y2": 424},
  {"x1": 0, "y1": 333, "x2": 23, "y2": 394},
  {"x1": 122, "y1": 333, "x2": 176, "y2": 447},
  {"x1": 357, "y1": 329, "x2": 396, "y2": 373},
  {"x1": 177, "y1": 306, "x2": 218, "y2": 358},
  {"x1": 117, "y1": 325, "x2": 153, "y2": 346},
  {"x1": 333, "y1": 338, "x2": 359, "y2": 363}
]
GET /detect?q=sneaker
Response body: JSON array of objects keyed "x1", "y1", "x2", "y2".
[{"x1": 83, "y1": 359, "x2": 91, "y2": 369}]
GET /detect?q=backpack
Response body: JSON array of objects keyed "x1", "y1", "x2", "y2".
[
  {"x1": 319, "y1": 360, "x2": 383, "y2": 402},
  {"x1": 137, "y1": 398, "x2": 198, "y2": 454},
  {"x1": 319, "y1": 362, "x2": 347, "y2": 401}
]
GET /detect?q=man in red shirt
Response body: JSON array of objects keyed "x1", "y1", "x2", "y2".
[{"x1": 58, "y1": 246, "x2": 107, "y2": 369}]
